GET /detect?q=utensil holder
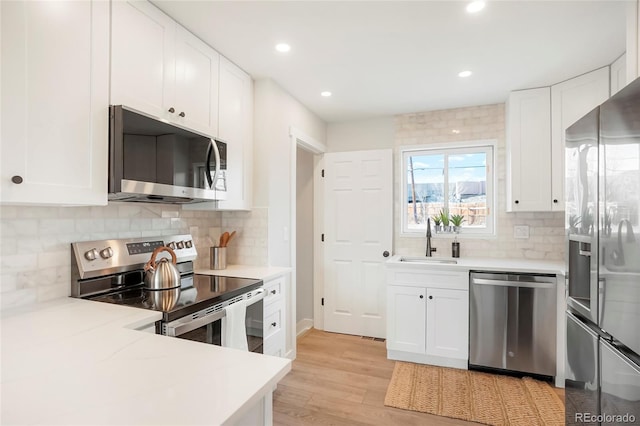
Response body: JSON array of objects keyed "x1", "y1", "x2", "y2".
[{"x1": 210, "y1": 247, "x2": 227, "y2": 270}]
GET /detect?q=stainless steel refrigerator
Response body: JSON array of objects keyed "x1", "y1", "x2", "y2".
[{"x1": 565, "y1": 77, "x2": 640, "y2": 425}]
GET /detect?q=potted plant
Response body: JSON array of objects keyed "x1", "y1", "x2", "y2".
[
  {"x1": 439, "y1": 209, "x2": 450, "y2": 232},
  {"x1": 450, "y1": 214, "x2": 465, "y2": 233},
  {"x1": 432, "y1": 215, "x2": 442, "y2": 233}
]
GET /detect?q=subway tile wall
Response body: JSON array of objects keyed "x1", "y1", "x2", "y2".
[
  {"x1": 0, "y1": 204, "x2": 268, "y2": 310},
  {"x1": 220, "y1": 208, "x2": 269, "y2": 267},
  {"x1": 394, "y1": 103, "x2": 565, "y2": 260}
]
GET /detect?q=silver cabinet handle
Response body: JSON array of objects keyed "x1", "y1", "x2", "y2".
[{"x1": 579, "y1": 249, "x2": 591, "y2": 257}]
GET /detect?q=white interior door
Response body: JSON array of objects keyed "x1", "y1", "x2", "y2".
[{"x1": 323, "y1": 149, "x2": 392, "y2": 338}]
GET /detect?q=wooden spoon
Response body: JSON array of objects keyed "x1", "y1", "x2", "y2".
[
  {"x1": 219, "y1": 232, "x2": 229, "y2": 247},
  {"x1": 226, "y1": 231, "x2": 236, "y2": 246}
]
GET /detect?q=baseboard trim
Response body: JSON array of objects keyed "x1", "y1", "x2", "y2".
[{"x1": 296, "y1": 318, "x2": 313, "y2": 337}]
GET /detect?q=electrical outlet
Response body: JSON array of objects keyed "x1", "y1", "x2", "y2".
[{"x1": 514, "y1": 225, "x2": 530, "y2": 239}]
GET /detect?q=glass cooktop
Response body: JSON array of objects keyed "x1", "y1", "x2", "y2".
[{"x1": 90, "y1": 274, "x2": 262, "y2": 322}]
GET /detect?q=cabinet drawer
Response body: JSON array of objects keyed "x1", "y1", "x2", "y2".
[
  {"x1": 263, "y1": 302, "x2": 283, "y2": 340},
  {"x1": 387, "y1": 269, "x2": 468, "y2": 290},
  {"x1": 263, "y1": 275, "x2": 284, "y2": 305}
]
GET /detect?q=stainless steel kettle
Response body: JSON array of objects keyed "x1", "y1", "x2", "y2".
[{"x1": 144, "y1": 246, "x2": 180, "y2": 290}]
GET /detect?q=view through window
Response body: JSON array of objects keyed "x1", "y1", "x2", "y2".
[{"x1": 402, "y1": 144, "x2": 494, "y2": 235}]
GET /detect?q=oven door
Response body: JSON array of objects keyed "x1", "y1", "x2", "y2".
[{"x1": 163, "y1": 288, "x2": 264, "y2": 353}]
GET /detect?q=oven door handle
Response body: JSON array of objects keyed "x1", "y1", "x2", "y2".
[
  {"x1": 165, "y1": 288, "x2": 264, "y2": 337},
  {"x1": 165, "y1": 309, "x2": 226, "y2": 337},
  {"x1": 247, "y1": 288, "x2": 266, "y2": 306}
]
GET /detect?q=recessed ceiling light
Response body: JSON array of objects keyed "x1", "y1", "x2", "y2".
[
  {"x1": 321, "y1": 91, "x2": 332, "y2": 97},
  {"x1": 458, "y1": 70, "x2": 472, "y2": 78},
  {"x1": 466, "y1": 1, "x2": 485, "y2": 13},
  {"x1": 452, "y1": 129, "x2": 461, "y2": 134},
  {"x1": 275, "y1": 43, "x2": 291, "y2": 53}
]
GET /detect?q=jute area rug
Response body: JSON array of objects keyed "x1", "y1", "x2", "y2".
[{"x1": 384, "y1": 362, "x2": 564, "y2": 426}]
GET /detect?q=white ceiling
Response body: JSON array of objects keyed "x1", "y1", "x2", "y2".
[{"x1": 153, "y1": 1, "x2": 628, "y2": 123}]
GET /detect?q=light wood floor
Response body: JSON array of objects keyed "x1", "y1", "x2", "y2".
[{"x1": 273, "y1": 328, "x2": 564, "y2": 426}]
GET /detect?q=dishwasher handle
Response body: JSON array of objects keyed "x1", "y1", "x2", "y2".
[{"x1": 472, "y1": 277, "x2": 555, "y2": 289}]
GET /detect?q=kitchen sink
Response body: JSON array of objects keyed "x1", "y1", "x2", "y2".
[{"x1": 398, "y1": 256, "x2": 458, "y2": 264}]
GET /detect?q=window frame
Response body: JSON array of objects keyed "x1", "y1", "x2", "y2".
[{"x1": 400, "y1": 140, "x2": 496, "y2": 237}]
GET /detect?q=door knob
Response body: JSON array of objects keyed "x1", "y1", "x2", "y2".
[
  {"x1": 168, "y1": 107, "x2": 175, "y2": 113},
  {"x1": 11, "y1": 175, "x2": 23, "y2": 184},
  {"x1": 419, "y1": 295, "x2": 424, "y2": 299},
  {"x1": 179, "y1": 112, "x2": 186, "y2": 117},
  {"x1": 428, "y1": 295, "x2": 433, "y2": 300},
  {"x1": 383, "y1": 251, "x2": 390, "y2": 257}
]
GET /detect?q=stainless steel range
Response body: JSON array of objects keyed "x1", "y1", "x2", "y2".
[{"x1": 71, "y1": 235, "x2": 265, "y2": 353}]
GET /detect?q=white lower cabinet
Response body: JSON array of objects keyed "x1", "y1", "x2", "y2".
[
  {"x1": 386, "y1": 269, "x2": 469, "y2": 369},
  {"x1": 387, "y1": 286, "x2": 426, "y2": 354},
  {"x1": 425, "y1": 288, "x2": 469, "y2": 360},
  {"x1": 263, "y1": 275, "x2": 286, "y2": 357}
]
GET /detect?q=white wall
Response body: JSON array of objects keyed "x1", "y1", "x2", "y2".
[
  {"x1": 253, "y1": 78, "x2": 326, "y2": 267},
  {"x1": 326, "y1": 116, "x2": 394, "y2": 152},
  {"x1": 296, "y1": 147, "x2": 314, "y2": 323}
]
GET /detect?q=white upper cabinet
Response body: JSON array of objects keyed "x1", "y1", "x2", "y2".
[
  {"x1": 173, "y1": 26, "x2": 220, "y2": 137},
  {"x1": 550, "y1": 66, "x2": 610, "y2": 211},
  {"x1": 111, "y1": 1, "x2": 174, "y2": 122},
  {"x1": 217, "y1": 58, "x2": 254, "y2": 210},
  {"x1": 506, "y1": 87, "x2": 552, "y2": 212},
  {"x1": 111, "y1": 1, "x2": 219, "y2": 138},
  {"x1": 1, "y1": 0, "x2": 109, "y2": 206},
  {"x1": 507, "y1": 67, "x2": 610, "y2": 212}
]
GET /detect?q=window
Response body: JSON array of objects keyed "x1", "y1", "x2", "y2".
[{"x1": 401, "y1": 142, "x2": 495, "y2": 235}]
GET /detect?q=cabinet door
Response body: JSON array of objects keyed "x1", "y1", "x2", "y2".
[
  {"x1": 506, "y1": 87, "x2": 552, "y2": 212},
  {"x1": 426, "y1": 288, "x2": 469, "y2": 360},
  {"x1": 174, "y1": 26, "x2": 220, "y2": 137},
  {"x1": 111, "y1": 0, "x2": 175, "y2": 121},
  {"x1": 387, "y1": 286, "x2": 426, "y2": 354},
  {"x1": 551, "y1": 67, "x2": 609, "y2": 211},
  {"x1": 217, "y1": 57, "x2": 253, "y2": 210},
  {"x1": 1, "y1": 0, "x2": 109, "y2": 205}
]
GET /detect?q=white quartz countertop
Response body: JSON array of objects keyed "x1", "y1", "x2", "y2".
[
  {"x1": 0, "y1": 297, "x2": 291, "y2": 425},
  {"x1": 196, "y1": 265, "x2": 291, "y2": 281},
  {"x1": 386, "y1": 255, "x2": 565, "y2": 276}
]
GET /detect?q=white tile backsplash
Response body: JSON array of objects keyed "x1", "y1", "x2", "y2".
[
  {"x1": 394, "y1": 104, "x2": 565, "y2": 261},
  {"x1": 0, "y1": 203, "x2": 227, "y2": 310}
]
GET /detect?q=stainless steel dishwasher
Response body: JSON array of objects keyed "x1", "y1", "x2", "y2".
[{"x1": 469, "y1": 271, "x2": 557, "y2": 379}]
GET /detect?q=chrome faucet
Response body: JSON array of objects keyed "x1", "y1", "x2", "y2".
[
  {"x1": 426, "y1": 218, "x2": 436, "y2": 257},
  {"x1": 612, "y1": 219, "x2": 636, "y2": 265}
]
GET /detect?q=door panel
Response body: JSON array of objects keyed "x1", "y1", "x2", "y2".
[{"x1": 324, "y1": 149, "x2": 392, "y2": 338}]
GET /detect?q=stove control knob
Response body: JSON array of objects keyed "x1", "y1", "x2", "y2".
[
  {"x1": 167, "y1": 242, "x2": 176, "y2": 250},
  {"x1": 176, "y1": 241, "x2": 185, "y2": 249},
  {"x1": 185, "y1": 240, "x2": 193, "y2": 248},
  {"x1": 100, "y1": 247, "x2": 114, "y2": 259},
  {"x1": 84, "y1": 248, "x2": 99, "y2": 261}
]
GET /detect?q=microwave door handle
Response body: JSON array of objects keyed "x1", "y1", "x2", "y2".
[{"x1": 205, "y1": 139, "x2": 221, "y2": 190}]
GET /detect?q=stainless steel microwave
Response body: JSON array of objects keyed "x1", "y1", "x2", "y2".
[{"x1": 108, "y1": 105, "x2": 227, "y2": 203}]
